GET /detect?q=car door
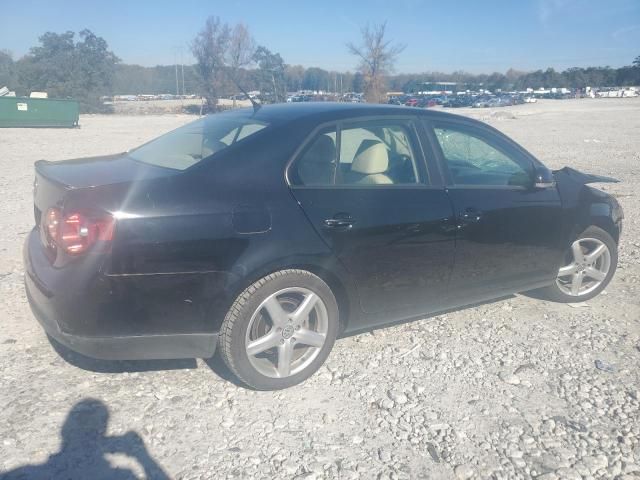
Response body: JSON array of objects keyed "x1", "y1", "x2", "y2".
[
  {"x1": 425, "y1": 118, "x2": 565, "y2": 300},
  {"x1": 287, "y1": 116, "x2": 456, "y2": 327}
]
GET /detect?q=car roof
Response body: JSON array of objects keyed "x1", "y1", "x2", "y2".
[{"x1": 231, "y1": 102, "x2": 462, "y2": 124}]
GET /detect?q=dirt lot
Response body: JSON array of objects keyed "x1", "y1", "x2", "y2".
[
  {"x1": 110, "y1": 98, "x2": 253, "y2": 115},
  {"x1": 0, "y1": 99, "x2": 639, "y2": 480}
]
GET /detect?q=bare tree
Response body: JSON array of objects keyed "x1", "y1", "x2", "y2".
[
  {"x1": 227, "y1": 23, "x2": 256, "y2": 74},
  {"x1": 191, "y1": 16, "x2": 230, "y2": 110},
  {"x1": 192, "y1": 18, "x2": 258, "y2": 110},
  {"x1": 347, "y1": 22, "x2": 405, "y2": 103},
  {"x1": 226, "y1": 23, "x2": 256, "y2": 105}
]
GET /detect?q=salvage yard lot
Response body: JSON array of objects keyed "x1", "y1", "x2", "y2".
[{"x1": 1, "y1": 99, "x2": 639, "y2": 479}]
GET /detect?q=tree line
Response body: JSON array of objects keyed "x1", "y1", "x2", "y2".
[{"x1": 1, "y1": 20, "x2": 639, "y2": 112}]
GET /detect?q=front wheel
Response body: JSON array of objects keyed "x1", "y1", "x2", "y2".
[
  {"x1": 219, "y1": 269, "x2": 339, "y2": 390},
  {"x1": 540, "y1": 226, "x2": 617, "y2": 302}
]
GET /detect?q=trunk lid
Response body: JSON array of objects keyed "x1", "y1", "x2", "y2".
[
  {"x1": 35, "y1": 153, "x2": 180, "y2": 190},
  {"x1": 33, "y1": 153, "x2": 180, "y2": 228}
]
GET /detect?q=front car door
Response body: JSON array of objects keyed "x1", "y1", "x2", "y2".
[
  {"x1": 287, "y1": 116, "x2": 456, "y2": 329},
  {"x1": 425, "y1": 118, "x2": 565, "y2": 301}
]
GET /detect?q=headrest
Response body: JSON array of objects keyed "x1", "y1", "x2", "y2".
[
  {"x1": 305, "y1": 134, "x2": 336, "y2": 164},
  {"x1": 351, "y1": 140, "x2": 389, "y2": 174}
]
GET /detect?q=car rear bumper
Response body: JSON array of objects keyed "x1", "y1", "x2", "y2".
[
  {"x1": 24, "y1": 229, "x2": 218, "y2": 360},
  {"x1": 26, "y1": 280, "x2": 217, "y2": 360}
]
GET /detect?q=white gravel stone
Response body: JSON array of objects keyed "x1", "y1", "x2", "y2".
[
  {"x1": 454, "y1": 463, "x2": 474, "y2": 479},
  {"x1": 1, "y1": 101, "x2": 639, "y2": 479},
  {"x1": 499, "y1": 372, "x2": 521, "y2": 385},
  {"x1": 388, "y1": 390, "x2": 408, "y2": 405}
]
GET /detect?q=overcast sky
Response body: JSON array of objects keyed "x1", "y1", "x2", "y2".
[{"x1": 1, "y1": 0, "x2": 639, "y2": 73}]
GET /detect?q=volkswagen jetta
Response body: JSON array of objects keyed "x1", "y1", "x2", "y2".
[{"x1": 24, "y1": 103, "x2": 623, "y2": 389}]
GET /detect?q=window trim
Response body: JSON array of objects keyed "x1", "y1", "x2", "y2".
[
  {"x1": 286, "y1": 114, "x2": 431, "y2": 189},
  {"x1": 424, "y1": 118, "x2": 537, "y2": 190}
]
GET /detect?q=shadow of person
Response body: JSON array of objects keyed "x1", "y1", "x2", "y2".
[{"x1": 0, "y1": 399, "x2": 169, "y2": 480}]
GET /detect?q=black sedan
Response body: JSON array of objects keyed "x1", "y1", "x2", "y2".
[{"x1": 24, "y1": 103, "x2": 623, "y2": 390}]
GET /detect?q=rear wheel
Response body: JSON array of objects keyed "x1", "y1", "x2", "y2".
[
  {"x1": 540, "y1": 226, "x2": 617, "y2": 302},
  {"x1": 219, "y1": 269, "x2": 339, "y2": 390}
]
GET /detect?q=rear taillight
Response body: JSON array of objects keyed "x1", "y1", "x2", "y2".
[{"x1": 44, "y1": 207, "x2": 114, "y2": 255}]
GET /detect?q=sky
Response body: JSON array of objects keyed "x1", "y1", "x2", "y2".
[{"x1": 0, "y1": 0, "x2": 639, "y2": 74}]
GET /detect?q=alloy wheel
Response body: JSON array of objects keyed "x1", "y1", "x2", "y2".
[
  {"x1": 245, "y1": 287, "x2": 329, "y2": 378},
  {"x1": 556, "y1": 238, "x2": 611, "y2": 297}
]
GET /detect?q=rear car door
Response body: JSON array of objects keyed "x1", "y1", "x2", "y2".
[
  {"x1": 288, "y1": 116, "x2": 456, "y2": 327},
  {"x1": 425, "y1": 118, "x2": 565, "y2": 299}
]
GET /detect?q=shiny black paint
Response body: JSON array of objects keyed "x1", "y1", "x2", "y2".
[
  {"x1": 444, "y1": 187, "x2": 565, "y2": 297},
  {"x1": 24, "y1": 103, "x2": 622, "y2": 360},
  {"x1": 291, "y1": 186, "x2": 456, "y2": 322}
]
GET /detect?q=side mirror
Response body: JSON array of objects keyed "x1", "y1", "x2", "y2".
[{"x1": 533, "y1": 166, "x2": 555, "y2": 189}]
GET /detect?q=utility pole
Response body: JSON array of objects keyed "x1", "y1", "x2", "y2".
[
  {"x1": 173, "y1": 46, "x2": 186, "y2": 98},
  {"x1": 181, "y1": 62, "x2": 185, "y2": 96},
  {"x1": 179, "y1": 45, "x2": 186, "y2": 96},
  {"x1": 174, "y1": 47, "x2": 179, "y2": 97},
  {"x1": 175, "y1": 63, "x2": 179, "y2": 96}
]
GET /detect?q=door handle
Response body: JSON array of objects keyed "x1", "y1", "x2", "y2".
[{"x1": 323, "y1": 214, "x2": 354, "y2": 229}]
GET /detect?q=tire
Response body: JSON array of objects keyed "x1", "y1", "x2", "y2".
[
  {"x1": 219, "y1": 269, "x2": 339, "y2": 390},
  {"x1": 540, "y1": 225, "x2": 617, "y2": 303}
]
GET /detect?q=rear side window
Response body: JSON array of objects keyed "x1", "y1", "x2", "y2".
[
  {"x1": 433, "y1": 126, "x2": 532, "y2": 187},
  {"x1": 291, "y1": 119, "x2": 424, "y2": 186},
  {"x1": 295, "y1": 127, "x2": 338, "y2": 186},
  {"x1": 129, "y1": 113, "x2": 268, "y2": 170}
]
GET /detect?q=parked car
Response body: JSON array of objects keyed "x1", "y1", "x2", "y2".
[
  {"x1": 472, "y1": 96, "x2": 492, "y2": 108},
  {"x1": 444, "y1": 96, "x2": 474, "y2": 108},
  {"x1": 24, "y1": 103, "x2": 623, "y2": 390}
]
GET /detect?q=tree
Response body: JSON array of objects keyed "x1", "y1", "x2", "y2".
[
  {"x1": 253, "y1": 46, "x2": 286, "y2": 102},
  {"x1": 0, "y1": 50, "x2": 17, "y2": 90},
  {"x1": 486, "y1": 72, "x2": 508, "y2": 92},
  {"x1": 74, "y1": 30, "x2": 120, "y2": 103},
  {"x1": 192, "y1": 18, "x2": 262, "y2": 109},
  {"x1": 302, "y1": 67, "x2": 330, "y2": 92},
  {"x1": 352, "y1": 72, "x2": 365, "y2": 93},
  {"x1": 16, "y1": 30, "x2": 118, "y2": 112},
  {"x1": 191, "y1": 16, "x2": 231, "y2": 109},
  {"x1": 633, "y1": 56, "x2": 640, "y2": 68},
  {"x1": 347, "y1": 22, "x2": 405, "y2": 103},
  {"x1": 226, "y1": 23, "x2": 256, "y2": 90},
  {"x1": 284, "y1": 64, "x2": 305, "y2": 92}
]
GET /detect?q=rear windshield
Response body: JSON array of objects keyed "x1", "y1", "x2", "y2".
[{"x1": 128, "y1": 112, "x2": 269, "y2": 170}]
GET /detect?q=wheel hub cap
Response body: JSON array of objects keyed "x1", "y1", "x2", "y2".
[
  {"x1": 245, "y1": 287, "x2": 329, "y2": 379},
  {"x1": 282, "y1": 325, "x2": 294, "y2": 339},
  {"x1": 556, "y1": 237, "x2": 611, "y2": 297}
]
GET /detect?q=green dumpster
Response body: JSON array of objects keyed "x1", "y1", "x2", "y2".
[{"x1": 0, "y1": 96, "x2": 79, "y2": 128}]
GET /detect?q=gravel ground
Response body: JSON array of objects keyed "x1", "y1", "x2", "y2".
[{"x1": 0, "y1": 99, "x2": 639, "y2": 480}]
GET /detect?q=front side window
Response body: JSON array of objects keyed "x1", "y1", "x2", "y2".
[
  {"x1": 433, "y1": 126, "x2": 532, "y2": 187},
  {"x1": 129, "y1": 112, "x2": 268, "y2": 170},
  {"x1": 292, "y1": 120, "x2": 423, "y2": 186}
]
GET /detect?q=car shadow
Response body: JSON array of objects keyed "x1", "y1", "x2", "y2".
[
  {"x1": 202, "y1": 351, "x2": 250, "y2": 388},
  {"x1": 0, "y1": 398, "x2": 169, "y2": 480},
  {"x1": 47, "y1": 333, "x2": 248, "y2": 387},
  {"x1": 519, "y1": 288, "x2": 551, "y2": 301},
  {"x1": 47, "y1": 334, "x2": 197, "y2": 373}
]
